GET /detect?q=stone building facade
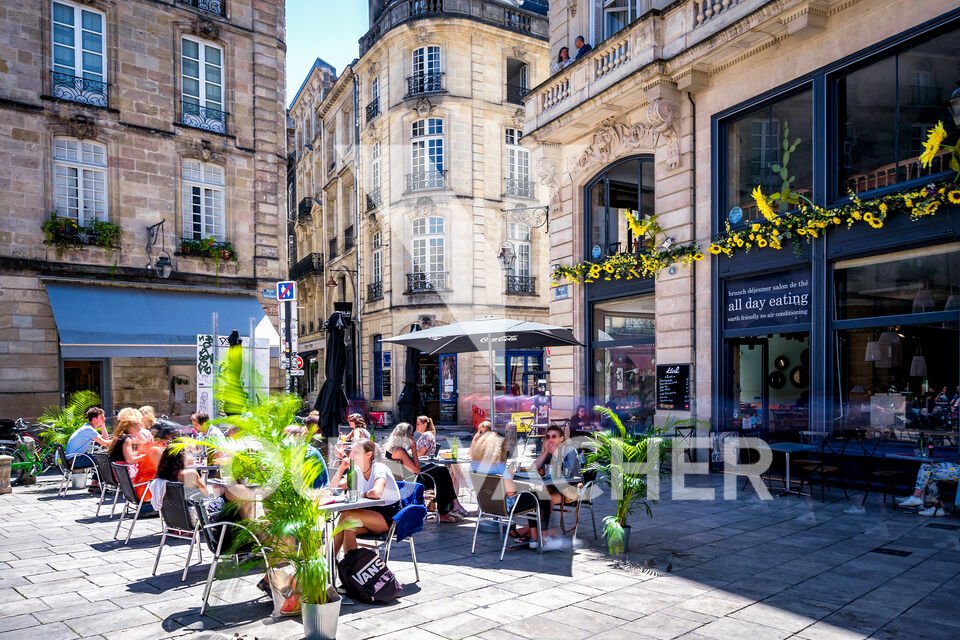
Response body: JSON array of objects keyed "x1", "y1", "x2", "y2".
[
  {"x1": 290, "y1": 0, "x2": 552, "y2": 424},
  {"x1": 526, "y1": 0, "x2": 960, "y2": 442},
  {"x1": 0, "y1": 0, "x2": 287, "y2": 417}
]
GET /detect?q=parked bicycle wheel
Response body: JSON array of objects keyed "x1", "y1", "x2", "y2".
[{"x1": 0, "y1": 444, "x2": 28, "y2": 484}]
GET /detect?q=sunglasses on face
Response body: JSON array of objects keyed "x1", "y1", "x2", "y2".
[{"x1": 547, "y1": 434, "x2": 563, "y2": 440}]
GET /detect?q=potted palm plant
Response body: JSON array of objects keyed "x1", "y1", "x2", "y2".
[
  {"x1": 38, "y1": 390, "x2": 101, "y2": 487},
  {"x1": 585, "y1": 406, "x2": 681, "y2": 555}
]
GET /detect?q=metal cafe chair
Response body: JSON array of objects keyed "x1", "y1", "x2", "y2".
[
  {"x1": 152, "y1": 481, "x2": 203, "y2": 581},
  {"x1": 112, "y1": 462, "x2": 152, "y2": 544},
  {"x1": 55, "y1": 444, "x2": 93, "y2": 497},
  {"x1": 470, "y1": 472, "x2": 543, "y2": 561},
  {"x1": 91, "y1": 451, "x2": 122, "y2": 518}
]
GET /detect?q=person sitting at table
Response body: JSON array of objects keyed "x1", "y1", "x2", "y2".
[
  {"x1": 335, "y1": 413, "x2": 370, "y2": 460},
  {"x1": 131, "y1": 422, "x2": 179, "y2": 504},
  {"x1": 568, "y1": 405, "x2": 592, "y2": 433},
  {"x1": 137, "y1": 405, "x2": 157, "y2": 443},
  {"x1": 471, "y1": 419, "x2": 492, "y2": 448},
  {"x1": 330, "y1": 439, "x2": 403, "y2": 556},
  {"x1": 529, "y1": 425, "x2": 581, "y2": 545},
  {"x1": 65, "y1": 406, "x2": 112, "y2": 470},
  {"x1": 151, "y1": 442, "x2": 209, "y2": 504},
  {"x1": 470, "y1": 431, "x2": 559, "y2": 550},
  {"x1": 382, "y1": 423, "x2": 466, "y2": 521},
  {"x1": 897, "y1": 459, "x2": 960, "y2": 516},
  {"x1": 284, "y1": 424, "x2": 328, "y2": 489},
  {"x1": 108, "y1": 407, "x2": 145, "y2": 466},
  {"x1": 414, "y1": 415, "x2": 437, "y2": 457}
]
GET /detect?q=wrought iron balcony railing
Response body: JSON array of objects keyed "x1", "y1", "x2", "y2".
[
  {"x1": 179, "y1": 0, "x2": 225, "y2": 17},
  {"x1": 297, "y1": 197, "x2": 314, "y2": 221},
  {"x1": 505, "y1": 84, "x2": 528, "y2": 105},
  {"x1": 51, "y1": 72, "x2": 108, "y2": 108},
  {"x1": 504, "y1": 177, "x2": 534, "y2": 199},
  {"x1": 406, "y1": 170, "x2": 446, "y2": 192},
  {"x1": 506, "y1": 275, "x2": 536, "y2": 296},
  {"x1": 366, "y1": 189, "x2": 382, "y2": 211},
  {"x1": 367, "y1": 281, "x2": 383, "y2": 302},
  {"x1": 366, "y1": 99, "x2": 380, "y2": 122},
  {"x1": 406, "y1": 271, "x2": 449, "y2": 294},
  {"x1": 181, "y1": 101, "x2": 227, "y2": 134},
  {"x1": 406, "y1": 72, "x2": 444, "y2": 97},
  {"x1": 289, "y1": 252, "x2": 324, "y2": 280}
]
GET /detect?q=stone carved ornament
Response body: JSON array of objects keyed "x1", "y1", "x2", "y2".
[
  {"x1": 414, "y1": 97, "x2": 434, "y2": 117},
  {"x1": 512, "y1": 108, "x2": 525, "y2": 129},
  {"x1": 414, "y1": 27, "x2": 430, "y2": 44},
  {"x1": 191, "y1": 17, "x2": 220, "y2": 41},
  {"x1": 536, "y1": 155, "x2": 561, "y2": 205},
  {"x1": 414, "y1": 196, "x2": 437, "y2": 218},
  {"x1": 512, "y1": 45, "x2": 528, "y2": 61},
  {"x1": 64, "y1": 115, "x2": 97, "y2": 140},
  {"x1": 572, "y1": 98, "x2": 681, "y2": 173}
]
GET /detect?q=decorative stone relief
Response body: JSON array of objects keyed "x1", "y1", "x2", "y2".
[
  {"x1": 414, "y1": 27, "x2": 430, "y2": 44},
  {"x1": 64, "y1": 115, "x2": 97, "y2": 140},
  {"x1": 191, "y1": 17, "x2": 220, "y2": 41},
  {"x1": 198, "y1": 140, "x2": 217, "y2": 163},
  {"x1": 568, "y1": 0, "x2": 577, "y2": 17},
  {"x1": 536, "y1": 151, "x2": 561, "y2": 205},
  {"x1": 414, "y1": 197, "x2": 437, "y2": 218},
  {"x1": 571, "y1": 100, "x2": 681, "y2": 175},
  {"x1": 414, "y1": 97, "x2": 434, "y2": 117},
  {"x1": 512, "y1": 108, "x2": 525, "y2": 129},
  {"x1": 511, "y1": 45, "x2": 528, "y2": 61}
]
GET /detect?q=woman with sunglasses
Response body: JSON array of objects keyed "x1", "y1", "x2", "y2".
[{"x1": 528, "y1": 425, "x2": 582, "y2": 550}]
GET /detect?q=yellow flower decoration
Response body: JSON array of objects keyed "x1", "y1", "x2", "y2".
[
  {"x1": 797, "y1": 228, "x2": 807, "y2": 236},
  {"x1": 863, "y1": 212, "x2": 875, "y2": 224},
  {"x1": 879, "y1": 202, "x2": 888, "y2": 215},
  {"x1": 757, "y1": 238, "x2": 767, "y2": 248},
  {"x1": 919, "y1": 121, "x2": 947, "y2": 168},
  {"x1": 949, "y1": 190, "x2": 960, "y2": 205},
  {"x1": 708, "y1": 244, "x2": 722, "y2": 255},
  {"x1": 752, "y1": 186, "x2": 777, "y2": 222},
  {"x1": 771, "y1": 229, "x2": 780, "y2": 237},
  {"x1": 832, "y1": 217, "x2": 842, "y2": 225},
  {"x1": 693, "y1": 253, "x2": 705, "y2": 261},
  {"x1": 751, "y1": 223, "x2": 761, "y2": 232},
  {"x1": 851, "y1": 211, "x2": 861, "y2": 220}
]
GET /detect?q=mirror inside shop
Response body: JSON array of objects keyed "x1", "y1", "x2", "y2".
[{"x1": 729, "y1": 332, "x2": 810, "y2": 436}]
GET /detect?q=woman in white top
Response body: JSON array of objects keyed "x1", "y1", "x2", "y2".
[{"x1": 330, "y1": 439, "x2": 402, "y2": 555}]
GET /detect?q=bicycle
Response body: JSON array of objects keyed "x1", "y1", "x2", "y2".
[{"x1": 0, "y1": 418, "x2": 61, "y2": 484}]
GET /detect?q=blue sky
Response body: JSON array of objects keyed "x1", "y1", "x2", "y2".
[{"x1": 286, "y1": 1, "x2": 369, "y2": 106}]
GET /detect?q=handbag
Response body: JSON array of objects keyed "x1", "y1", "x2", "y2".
[{"x1": 336, "y1": 548, "x2": 403, "y2": 604}]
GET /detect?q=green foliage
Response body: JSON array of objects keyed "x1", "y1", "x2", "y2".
[
  {"x1": 41, "y1": 213, "x2": 121, "y2": 250},
  {"x1": 585, "y1": 407, "x2": 697, "y2": 554},
  {"x1": 179, "y1": 237, "x2": 238, "y2": 261},
  {"x1": 38, "y1": 390, "x2": 101, "y2": 446}
]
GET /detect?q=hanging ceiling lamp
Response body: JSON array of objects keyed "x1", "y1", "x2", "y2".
[{"x1": 912, "y1": 281, "x2": 934, "y2": 313}]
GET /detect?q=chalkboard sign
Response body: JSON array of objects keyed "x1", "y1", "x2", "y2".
[{"x1": 656, "y1": 364, "x2": 691, "y2": 411}]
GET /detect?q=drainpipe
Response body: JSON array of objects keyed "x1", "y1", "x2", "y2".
[{"x1": 687, "y1": 92, "x2": 698, "y2": 423}]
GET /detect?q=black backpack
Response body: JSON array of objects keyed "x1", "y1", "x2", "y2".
[{"x1": 336, "y1": 548, "x2": 403, "y2": 604}]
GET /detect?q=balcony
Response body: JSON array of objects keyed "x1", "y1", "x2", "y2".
[
  {"x1": 178, "y1": 0, "x2": 225, "y2": 17},
  {"x1": 406, "y1": 271, "x2": 449, "y2": 294},
  {"x1": 506, "y1": 275, "x2": 536, "y2": 296},
  {"x1": 366, "y1": 189, "x2": 382, "y2": 212},
  {"x1": 504, "y1": 177, "x2": 534, "y2": 199},
  {"x1": 51, "y1": 72, "x2": 108, "y2": 108},
  {"x1": 181, "y1": 101, "x2": 227, "y2": 134},
  {"x1": 406, "y1": 170, "x2": 447, "y2": 192},
  {"x1": 360, "y1": 0, "x2": 548, "y2": 56},
  {"x1": 367, "y1": 281, "x2": 383, "y2": 302},
  {"x1": 506, "y1": 84, "x2": 527, "y2": 106},
  {"x1": 406, "y1": 72, "x2": 444, "y2": 98},
  {"x1": 528, "y1": 0, "x2": 783, "y2": 133},
  {"x1": 344, "y1": 226, "x2": 355, "y2": 252},
  {"x1": 297, "y1": 197, "x2": 314, "y2": 221},
  {"x1": 366, "y1": 99, "x2": 380, "y2": 122},
  {"x1": 289, "y1": 252, "x2": 324, "y2": 280}
]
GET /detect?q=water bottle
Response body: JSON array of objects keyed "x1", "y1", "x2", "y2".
[
  {"x1": 450, "y1": 437, "x2": 460, "y2": 461},
  {"x1": 347, "y1": 460, "x2": 358, "y2": 502}
]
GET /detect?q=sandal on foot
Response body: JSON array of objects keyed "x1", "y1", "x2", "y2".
[{"x1": 439, "y1": 513, "x2": 463, "y2": 523}]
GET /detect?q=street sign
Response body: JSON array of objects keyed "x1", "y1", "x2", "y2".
[
  {"x1": 292, "y1": 355, "x2": 304, "y2": 370},
  {"x1": 290, "y1": 369, "x2": 305, "y2": 377},
  {"x1": 261, "y1": 288, "x2": 274, "y2": 298},
  {"x1": 276, "y1": 281, "x2": 296, "y2": 301}
]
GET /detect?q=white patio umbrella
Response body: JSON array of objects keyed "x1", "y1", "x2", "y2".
[{"x1": 383, "y1": 317, "x2": 582, "y2": 428}]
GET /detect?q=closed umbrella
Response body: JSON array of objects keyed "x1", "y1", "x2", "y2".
[
  {"x1": 384, "y1": 317, "x2": 581, "y2": 429},
  {"x1": 396, "y1": 324, "x2": 426, "y2": 424},
  {"x1": 314, "y1": 312, "x2": 350, "y2": 438}
]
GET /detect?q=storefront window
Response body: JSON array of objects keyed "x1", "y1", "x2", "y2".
[
  {"x1": 724, "y1": 89, "x2": 813, "y2": 225},
  {"x1": 591, "y1": 296, "x2": 655, "y2": 426},
  {"x1": 836, "y1": 28, "x2": 960, "y2": 195},
  {"x1": 834, "y1": 244, "x2": 960, "y2": 320},
  {"x1": 585, "y1": 157, "x2": 654, "y2": 259}
]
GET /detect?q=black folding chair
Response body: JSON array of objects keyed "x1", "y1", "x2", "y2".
[
  {"x1": 112, "y1": 462, "x2": 152, "y2": 544},
  {"x1": 91, "y1": 451, "x2": 121, "y2": 518},
  {"x1": 470, "y1": 472, "x2": 543, "y2": 561},
  {"x1": 56, "y1": 444, "x2": 93, "y2": 497},
  {"x1": 194, "y1": 500, "x2": 271, "y2": 615},
  {"x1": 152, "y1": 482, "x2": 203, "y2": 581},
  {"x1": 358, "y1": 481, "x2": 428, "y2": 582}
]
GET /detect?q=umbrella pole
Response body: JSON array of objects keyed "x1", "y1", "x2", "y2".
[{"x1": 488, "y1": 334, "x2": 495, "y2": 432}]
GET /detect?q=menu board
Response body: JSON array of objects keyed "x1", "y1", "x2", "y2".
[{"x1": 656, "y1": 364, "x2": 691, "y2": 411}]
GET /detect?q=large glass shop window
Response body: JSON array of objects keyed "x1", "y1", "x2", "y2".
[
  {"x1": 592, "y1": 295, "x2": 656, "y2": 427},
  {"x1": 586, "y1": 158, "x2": 654, "y2": 259},
  {"x1": 724, "y1": 89, "x2": 813, "y2": 225},
  {"x1": 836, "y1": 28, "x2": 960, "y2": 195},
  {"x1": 834, "y1": 245, "x2": 960, "y2": 438}
]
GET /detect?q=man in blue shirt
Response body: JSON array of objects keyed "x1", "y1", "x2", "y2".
[
  {"x1": 64, "y1": 407, "x2": 111, "y2": 470},
  {"x1": 575, "y1": 35, "x2": 593, "y2": 60}
]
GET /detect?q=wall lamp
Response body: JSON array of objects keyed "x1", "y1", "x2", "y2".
[{"x1": 146, "y1": 219, "x2": 174, "y2": 279}]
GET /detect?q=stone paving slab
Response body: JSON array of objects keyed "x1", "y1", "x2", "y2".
[{"x1": 1, "y1": 474, "x2": 959, "y2": 639}]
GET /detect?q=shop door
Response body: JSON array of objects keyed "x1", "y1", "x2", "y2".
[
  {"x1": 63, "y1": 360, "x2": 106, "y2": 407},
  {"x1": 726, "y1": 339, "x2": 768, "y2": 432},
  {"x1": 504, "y1": 351, "x2": 543, "y2": 396}
]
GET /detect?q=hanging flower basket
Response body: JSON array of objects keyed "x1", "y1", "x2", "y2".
[
  {"x1": 42, "y1": 213, "x2": 121, "y2": 250},
  {"x1": 178, "y1": 237, "x2": 238, "y2": 262}
]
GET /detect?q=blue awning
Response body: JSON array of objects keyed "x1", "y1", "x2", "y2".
[{"x1": 46, "y1": 282, "x2": 276, "y2": 358}]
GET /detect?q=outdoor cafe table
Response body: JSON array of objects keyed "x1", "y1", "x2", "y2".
[
  {"x1": 767, "y1": 442, "x2": 817, "y2": 496},
  {"x1": 318, "y1": 496, "x2": 386, "y2": 591}
]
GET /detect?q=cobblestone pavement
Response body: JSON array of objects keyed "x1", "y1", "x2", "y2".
[{"x1": 1, "y1": 473, "x2": 959, "y2": 640}]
